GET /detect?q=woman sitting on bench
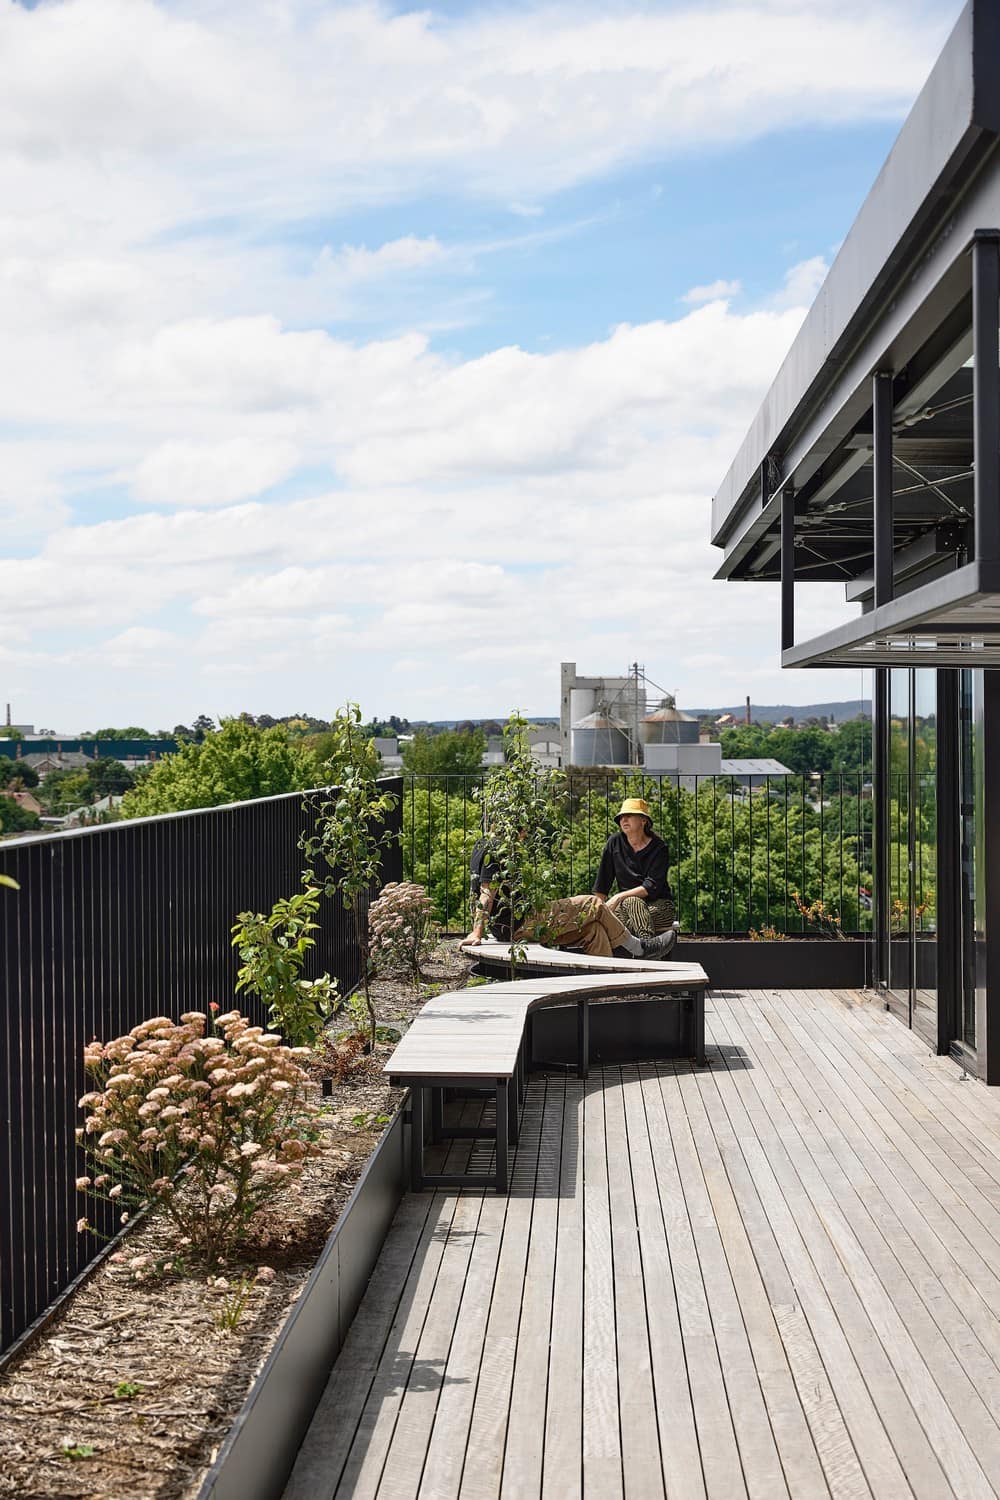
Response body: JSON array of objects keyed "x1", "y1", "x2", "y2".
[
  {"x1": 461, "y1": 833, "x2": 676, "y2": 960},
  {"x1": 592, "y1": 797, "x2": 677, "y2": 957}
]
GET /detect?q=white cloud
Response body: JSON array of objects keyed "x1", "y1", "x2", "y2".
[
  {"x1": 0, "y1": 2, "x2": 953, "y2": 223},
  {"x1": 769, "y1": 255, "x2": 830, "y2": 311},
  {"x1": 318, "y1": 236, "x2": 447, "y2": 282},
  {"x1": 132, "y1": 438, "x2": 300, "y2": 508},
  {"x1": 682, "y1": 279, "x2": 742, "y2": 305}
]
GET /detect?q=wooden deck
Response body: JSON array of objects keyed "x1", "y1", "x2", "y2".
[{"x1": 284, "y1": 989, "x2": 1000, "y2": 1499}]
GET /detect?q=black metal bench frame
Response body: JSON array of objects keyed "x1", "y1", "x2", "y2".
[{"x1": 393, "y1": 987, "x2": 707, "y2": 1193}]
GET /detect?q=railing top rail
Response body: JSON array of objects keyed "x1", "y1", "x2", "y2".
[{"x1": 0, "y1": 776, "x2": 403, "y2": 854}]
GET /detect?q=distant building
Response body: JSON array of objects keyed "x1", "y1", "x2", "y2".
[
  {"x1": 5, "y1": 789, "x2": 42, "y2": 815},
  {"x1": 372, "y1": 737, "x2": 404, "y2": 770},
  {"x1": 21, "y1": 751, "x2": 91, "y2": 777},
  {"x1": 528, "y1": 732, "x2": 561, "y2": 769}
]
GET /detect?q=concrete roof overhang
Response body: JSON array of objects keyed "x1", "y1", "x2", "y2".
[{"x1": 711, "y1": 0, "x2": 1000, "y2": 586}]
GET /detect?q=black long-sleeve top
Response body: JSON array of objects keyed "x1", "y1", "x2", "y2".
[{"x1": 593, "y1": 830, "x2": 673, "y2": 903}]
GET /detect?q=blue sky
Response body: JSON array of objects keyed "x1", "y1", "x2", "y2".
[{"x1": 0, "y1": 0, "x2": 962, "y2": 732}]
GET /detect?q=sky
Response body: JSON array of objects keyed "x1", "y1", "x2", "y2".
[{"x1": 0, "y1": 0, "x2": 964, "y2": 733}]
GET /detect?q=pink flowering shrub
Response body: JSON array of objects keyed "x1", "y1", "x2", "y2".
[
  {"x1": 76, "y1": 1009, "x2": 325, "y2": 1262},
  {"x1": 368, "y1": 881, "x2": 438, "y2": 984}
]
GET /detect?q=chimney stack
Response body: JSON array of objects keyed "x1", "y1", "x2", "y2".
[{"x1": 745, "y1": 695, "x2": 752, "y2": 726}]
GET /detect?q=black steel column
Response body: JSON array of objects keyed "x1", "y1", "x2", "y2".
[
  {"x1": 972, "y1": 231, "x2": 1000, "y2": 562},
  {"x1": 781, "y1": 483, "x2": 795, "y2": 652},
  {"x1": 982, "y1": 673, "x2": 1000, "y2": 1084},
  {"x1": 874, "y1": 667, "x2": 891, "y2": 990},
  {"x1": 577, "y1": 999, "x2": 590, "y2": 1080},
  {"x1": 935, "y1": 670, "x2": 960, "y2": 1056},
  {"x1": 409, "y1": 1086, "x2": 425, "y2": 1191},
  {"x1": 873, "y1": 372, "x2": 894, "y2": 605}
]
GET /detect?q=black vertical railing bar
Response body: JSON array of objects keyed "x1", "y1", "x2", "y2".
[
  {"x1": 837, "y1": 776, "x2": 844, "y2": 924},
  {"x1": 443, "y1": 781, "x2": 451, "y2": 930},
  {"x1": 695, "y1": 780, "x2": 704, "y2": 930},
  {"x1": 730, "y1": 778, "x2": 736, "y2": 931},
  {"x1": 784, "y1": 778, "x2": 791, "y2": 931},
  {"x1": 747, "y1": 778, "x2": 754, "y2": 932},
  {"x1": 820, "y1": 774, "x2": 826, "y2": 910},
  {"x1": 53, "y1": 837, "x2": 71, "y2": 1298},
  {"x1": 711, "y1": 776, "x2": 718, "y2": 933},
  {"x1": 799, "y1": 775, "x2": 807, "y2": 932},
  {"x1": 767, "y1": 778, "x2": 774, "y2": 930}
]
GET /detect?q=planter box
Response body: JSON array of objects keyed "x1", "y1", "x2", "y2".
[
  {"x1": 196, "y1": 1105, "x2": 408, "y2": 1500},
  {"x1": 674, "y1": 937, "x2": 870, "y2": 990}
]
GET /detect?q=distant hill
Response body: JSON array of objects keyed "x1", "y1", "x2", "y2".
[{"x1": 685, "y1": 700, "x2": 871, "y2": 722}]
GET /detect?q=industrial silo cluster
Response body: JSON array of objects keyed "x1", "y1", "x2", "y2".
[{"x1": 568, "y1": 687, "x2": 701, "y2": 767}]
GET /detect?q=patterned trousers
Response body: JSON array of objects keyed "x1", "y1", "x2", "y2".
[{"x1": 612, "y1": 895, "x2": 676, "y2": 939}]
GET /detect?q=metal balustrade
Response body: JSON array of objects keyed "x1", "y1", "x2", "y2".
[
  {"x1": 402, "y1": 769, "x2": 885, "y2": 936},
  {"x1": 0, "y1": 780, "x2": 402, "y2": 1356}
]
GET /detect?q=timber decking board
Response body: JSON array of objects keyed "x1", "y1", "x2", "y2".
[{"x1": 284, "y1": 989, "x2": 1000, "y2": 1500}]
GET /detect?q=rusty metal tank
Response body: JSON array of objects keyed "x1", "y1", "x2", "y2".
[{"x1": 640, "y1": 695, "x2": 699, "y2": 746}]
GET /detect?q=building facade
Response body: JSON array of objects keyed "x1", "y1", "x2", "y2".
[{"x1": 712, "y1": 1, "x2": 1000, "y2": 1081}]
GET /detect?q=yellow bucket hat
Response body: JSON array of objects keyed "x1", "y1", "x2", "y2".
[{"x1": 615, "y1": 797, "x2": 653, "y2": 826}]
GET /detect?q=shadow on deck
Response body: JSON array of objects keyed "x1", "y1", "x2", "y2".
[{"x1": 284, "y1": 988, "x2": 1000, "y2": 1499}]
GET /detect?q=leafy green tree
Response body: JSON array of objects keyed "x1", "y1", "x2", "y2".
[
  {"x1": 81, "y1": 726, "x2": 153, "y2": 741},
  {"x1": 0, "y1": 761, "x2": 39, "y2": 789},
  {"x1": 474, "y1": 712, "x2": 565, "y2": 969},
  {"x1": 401, "y1": 728, "x2": 486, "y2": 777},
  {"x1": 300, "y1": 705, "x2": 399, "y2": 1047},
  {"x1": 120, "y1": 720, "x2": 324, "y2": 816},
  {"x1": 36, "y1": 768, "x2": 91, "y2": 815},
  {"x1": 0, "y1": 798, "x2": 41, "y2": 834},
  {"x1": 85, "y1": 757, "x2": 136, "y2": 797},
  {"x1": 191, "y1": 714, "x2": 217, "y2": 742}
]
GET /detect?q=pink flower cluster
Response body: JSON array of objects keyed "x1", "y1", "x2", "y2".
[
  {"x1": 76, "y1": 1009, "x2": 325, "y2": 1261},
  {"x1": 368, "y1": 881, "x2": 437, "y2": 983}
]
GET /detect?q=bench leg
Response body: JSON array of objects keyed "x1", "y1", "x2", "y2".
[
  {"x1": 410, "y1": 1085, "x2": 425, "y2": 1191},
  {"x1": 495, "y1": 1082, "x2": 509, "y2": 1192},
  {"x1": 577, "y1": 998, "x2": 590, "y2": 1079},
  {"x1": 693, "y1": 989, "x2": 707, "y2": 1065},
  {"x1": 430, "y1": 1087, "x2": 444, "y2": 1143},
  {"x1": 507, "y1": 1076, "x2": 519, "y2": 1145}
]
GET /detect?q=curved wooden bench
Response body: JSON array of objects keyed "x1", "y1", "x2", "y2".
[{"x1": 384, "y1": 954, "x2": 709, "y2": 1192}]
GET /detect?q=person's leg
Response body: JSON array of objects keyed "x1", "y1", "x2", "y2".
[
  {"x1": 531, "y1": 895, "x2": 618, "y2": 956},
  {"x1": 615, "y1": 893, "x2": 656, "y2": 938},
  {"x1": 645, "y1": 897, "x2": 676, "y2": 935}
]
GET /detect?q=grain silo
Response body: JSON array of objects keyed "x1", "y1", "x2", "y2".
[
  {"x1": 571, "y1": 703, "x2": 631, "y2": 766},
  {"x1": 640, "y1": 695, "x2": 699, "y2": 748}
]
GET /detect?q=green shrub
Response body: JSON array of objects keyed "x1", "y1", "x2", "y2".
[
  {"x1": 76, "y1": 1009, "x2": 325, "y2": 1263},
  {"x1": 232, "y1": 887, "x2": 338, "y2": 1047}
]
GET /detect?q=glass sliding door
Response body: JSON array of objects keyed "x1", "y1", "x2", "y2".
[
  {"x1": 885, "y1": 667, "x2": 937, "y2": 1043},
  {"x1": 912, "y1": 671, "x2": 937, "y2": 1041},
  {"x1": 887, "y1": 670, "x2": 912, "y2": 1019}
]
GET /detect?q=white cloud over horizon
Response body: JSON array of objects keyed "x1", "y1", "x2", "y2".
[{"x1": 0, "y1": 0, "x2": 957, "y2": 728}]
